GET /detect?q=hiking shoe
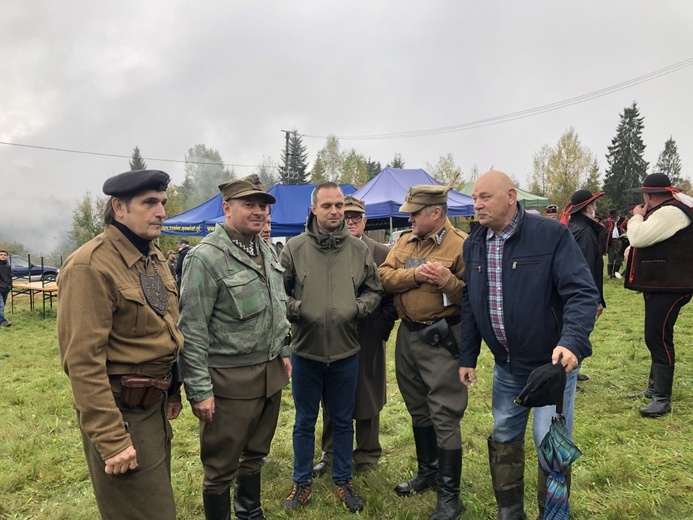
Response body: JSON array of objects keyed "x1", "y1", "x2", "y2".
[
  {"x1": 283, "y1": 482, "x2": 311, "y2": 509},
  {"x1": 335, "y1": 480, "x2": 364, "y2": 513}
]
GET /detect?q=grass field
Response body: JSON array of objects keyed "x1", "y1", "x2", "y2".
[{"x1": 0, "y1": 278, "x2": 692, "y2": 519}]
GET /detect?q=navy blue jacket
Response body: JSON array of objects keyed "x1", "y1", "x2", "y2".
[{"x1": 460, "y1": 206, "x2": 598, "y2": 377}]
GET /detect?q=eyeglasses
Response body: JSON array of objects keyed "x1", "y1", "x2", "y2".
[{"x1": 345, "y1": 215, "x2": 363, "y2": 223}]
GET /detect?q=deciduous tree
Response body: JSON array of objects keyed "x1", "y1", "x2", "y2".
[
  {"x1": 69, "y1": 192, "x2": 106, "y2": 248},
  {"x1": 427, "y1": 153, "x2": 464, "y2": 191},
  {"x1": 181, "y1": 144, "x2": 233, "y2": 208},
  {"x1": 311, "y1": 135, "x2": 343, "y2": 182}
]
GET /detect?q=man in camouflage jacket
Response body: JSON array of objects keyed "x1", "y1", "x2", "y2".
[{"x1": 178, "y1": 175, "x2": 291, "y2": 520}]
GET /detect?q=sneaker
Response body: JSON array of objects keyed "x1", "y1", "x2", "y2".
[
  {"x1": 335, "y1": 480, "x2": 364, "y2": 513},
  {"x1": 283, "y1": 482, "x2": 311, "y2": 509}
]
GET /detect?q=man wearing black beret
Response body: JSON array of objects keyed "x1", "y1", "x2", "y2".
[{"x1": 58, "y1": 169, "x2": 184, "y2": 519}]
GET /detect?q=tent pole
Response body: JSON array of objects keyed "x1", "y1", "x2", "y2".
[{"x1": 389, "y1": 216, "x2": 393, "y2": 238}]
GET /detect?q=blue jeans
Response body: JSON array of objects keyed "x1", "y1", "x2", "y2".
[
  {"x1": 491, "y1": 363, "x2": 579, "y2": 471},
  {"x1": 291, "y1": 353, "x2": 359, "y2": 484},
  {"x1": 0, "y1": 292, "x2": 7, "y2": 324}
]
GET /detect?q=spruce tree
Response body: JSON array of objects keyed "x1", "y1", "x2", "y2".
[
  {"x1": 603, "y1": 102, "x2": 649, "y2": 210},
  {"x1": 279, "y1": 131, "x2": 309, "y2": 184},
  {"x1": 654, "y1": 137, "x2": 683, "y2": 186},
  {"x1": 129, "y1": 146, "x2": 147, "y2": 170}
]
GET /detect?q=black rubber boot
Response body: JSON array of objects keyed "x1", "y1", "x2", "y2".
[
  {"x1": 488, "y1": 437, "x2": 527, "y2": 520},
  {"x1": 203, "y1": 489, "x2": 231, "y2": 520},
  {"x1": 627, "y1": 365, "x2": 655, "y2": 399},
  {"x1": 429, "y1": 448, "x2": 464, "y2": 520},
  {"x1": 639, "y1": 363, "x2": 674, "y2": 418},
  {"x1": 394, "y1": 426, "x2": 439, "y2": 496},
  {"x1": 234, "y1": 472, "x2": 265, "y2": 520}
]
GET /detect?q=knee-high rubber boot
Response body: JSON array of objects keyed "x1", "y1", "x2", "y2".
[
  {"x1": 640, "y1": 363, "x2": 674, "y2": 417},
  {"x1": 394, "y1": 426, "x2": 439, "y2": 496},
  {"x1": 537, "y1": 465, "x2": 571, "y2": 520},
  {"x1": 488, "y1": 437, "x2": 527, "y2": 520},
  {"x1": 234, "y1": 472, "x2": 265, "y2": 520},
  {"x1": 203, "y1": 489, "x2": 231, "y2": 520},
  {"x1": 429, "y1": 448, "x2": 464, "y2": 520},
  {"x1": 627, "y1": 365, "x2": 655, "y2": 399}
]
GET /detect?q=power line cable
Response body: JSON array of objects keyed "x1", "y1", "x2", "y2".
[
  {"x1": 301, "y1": 57, "x2": 693, "y2": 140},
  {"x1": 1, "y1": 57, "x2": 691, "y2": 160}
]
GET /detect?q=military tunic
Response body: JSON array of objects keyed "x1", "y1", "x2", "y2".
[
  {"x1": 379, "y1": 218, "x2": 468, "y2": 449},
  {"x1": 58, "y1": 224, "x2": 183, "y2": 520}
]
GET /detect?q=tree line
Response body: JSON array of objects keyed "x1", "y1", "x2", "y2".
[{"x1": 61, "y1": 100, "x2": 687, "y2": 256}]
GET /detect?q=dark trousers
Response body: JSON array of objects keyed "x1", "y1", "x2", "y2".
[
  {"x1": 200, "y1": 389, "x2": 282, "y2": 493},
  {"x1": 319, "y1": 411, "x2": 382, "y2": 465},
  {"x1": 395, "y1": 324, "x2": 468, "y2": 450},
  {"x1": 291, "y1": 354, "x2": 359, "y2": 484},
  {"x1": 78, "y1": 398, "x2": 176, "y2": 520},
  {"x1": 643, "y1": 292, "x2": 692, "y2": 365},
  {"x1": 607, "y1": 240, "x2": 622, "y2": 275}
]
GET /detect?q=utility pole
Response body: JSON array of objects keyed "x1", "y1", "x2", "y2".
[{"x1": 281, "y1": 129, "x2": 291, "y2": 184}]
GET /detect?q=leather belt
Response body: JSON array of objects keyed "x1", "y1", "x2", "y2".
[{"x1": 401, "y1": 314, "x2": 461, "y2": 332}]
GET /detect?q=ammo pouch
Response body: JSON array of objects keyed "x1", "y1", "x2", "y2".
[
  {"x1": 120, "y1": 375, "x2": 171, "y2": 409},
  {"x1": 418, "y1": 319, "x2": 459, "y2": 359}
]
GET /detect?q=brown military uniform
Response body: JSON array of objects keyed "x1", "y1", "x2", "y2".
[
  {"x1": 380, "y1": 218, "x2": 468, "y2": 448},
  {"x1": 58, "y1": 224, "x2": 183, "y2": 519}
]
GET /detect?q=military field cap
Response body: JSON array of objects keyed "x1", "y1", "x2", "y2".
[
  {"x1": 178, "y1": 238, "x2": 189, "y2": 245},
  {"x1": 631, "y1": 172, "x2": 674, "y2": 194},
  {"x1": 399, "y1": 184, "x2": 450, "y2": 213},
  {"x1": 344, "y1": 195, "x2": 366, "y2": 214},
  {"x1": 218, "y1": 174, "x2": 276, "y2": 203},
  {"x1": 566, "y1": 190, "x2": 604, "y2": 215},
  {"x1": 103, "y1": 169, "x2": 170, "y2": 197},
  {"x1": 166, "y1": 250, "x2": 176, "y2": 256},
  {"x1": 514, "y1": 360, "x2": 566, "y2": 409}
]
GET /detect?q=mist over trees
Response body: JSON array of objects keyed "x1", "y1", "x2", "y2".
[{"x1": 180, "y1": 144, "x2": 234, "y2": 208}]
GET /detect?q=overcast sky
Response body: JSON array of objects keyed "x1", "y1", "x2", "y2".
[{"x1": 2, "y1": 1, "x2": 692, "y2": 254}]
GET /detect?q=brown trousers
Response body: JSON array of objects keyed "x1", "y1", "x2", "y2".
[
  {"x1": 78, "y1": 397, "x2": 175, "y2": 520},
  {"x1": 319, "y1": 411, "x2": 382, "y2": 465}
]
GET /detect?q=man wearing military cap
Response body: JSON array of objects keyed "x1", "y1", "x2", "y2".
[
  {"x1": 379, "y1": 182, "x2": 468, "y2": 520},
  {"x1": 175, "y1": 238, "x2": 190, "y2": 288},
  {"x1": 178, "y1": 174, "x2": 291, "y2": 519},
  {"x1": 313, "y1": 195, "x2": 397, "y2": 477},
  {"x1": 624, "y1": 173, "x2": 693, "y2": 417},
  {"x1": 58, "y1": 169, "x2": 184, "y2": 519}
]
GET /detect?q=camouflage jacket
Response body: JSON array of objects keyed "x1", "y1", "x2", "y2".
[{"x1": 178, "y1": 224, "x2": 290, "y2": 403}]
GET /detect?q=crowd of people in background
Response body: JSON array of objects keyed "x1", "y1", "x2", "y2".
[{"x1": 53, "y1": 167, "x2": 691, "y2": 520}]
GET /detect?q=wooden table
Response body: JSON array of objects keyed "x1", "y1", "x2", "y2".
[{"x1": 11, "y1": 280, "x2": 58, "y2": 318}]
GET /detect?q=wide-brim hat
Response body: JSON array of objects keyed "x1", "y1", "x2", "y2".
[
  {"x1": 567, "y1": 190, "x2": 604, "y2": 215},
  {"x1": 631, "y1": 172, "x2": 674, "y2": 194},
  {"x1": 514, "y1": 360, "x2": 566, "y2": 408}
]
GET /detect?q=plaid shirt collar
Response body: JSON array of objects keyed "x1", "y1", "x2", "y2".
[{"x1": 485, "y1": 207, "x2": 521, "y2": 242}]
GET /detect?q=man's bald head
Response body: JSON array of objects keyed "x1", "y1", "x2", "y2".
[{"x1": 472, "y1": 170, "x2": 518, "y2": 232}]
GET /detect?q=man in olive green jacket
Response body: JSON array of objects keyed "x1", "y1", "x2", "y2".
[
  {"x1": 280, "y1": 182, "x2": 382, "y2": 514},
  {"x1": 178, "y1": 175, "x2": 291, "y2": 520}
]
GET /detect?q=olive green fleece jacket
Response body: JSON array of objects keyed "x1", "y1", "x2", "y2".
[{"x1": 279, "y1": 213, "x2": 383, "y2": 362}]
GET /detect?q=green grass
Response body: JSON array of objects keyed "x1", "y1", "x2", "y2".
[{"x1": 1, "y1": 279, "x2": 692, "y2": 519}]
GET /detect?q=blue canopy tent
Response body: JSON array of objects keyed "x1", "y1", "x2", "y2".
[
  {"x1": 354, "y1": 167, "x2": 475, "y2": 232},
  {"x1": 162, "y1": 183, "x2": 357, "y2": 237}
]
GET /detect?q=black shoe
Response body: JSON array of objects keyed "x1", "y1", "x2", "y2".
[
  {"x1": 355, "y1": 462, "x2": 375, "y2": 473},
  {"x1": 395, "y1": 425, "x2": 439, "y2": 497},
  {"x1": 312, "y1": 460, "x2": 329, "y2": 478},
  {"x1": 335, "y1": 480, "x2": 364, "y2": 513},
  {"x1": 638, "y1": 364, "x2": 674, "y2": 418},
  {"x1": 576, "y1": 385, "x2": 584, "y2": 393},
  {"x1": 283, "y1": 483, "x2": 311, "y2": 509},
  {"x1": 577, "y1": 373, "x2": 589, "y2": 382}
]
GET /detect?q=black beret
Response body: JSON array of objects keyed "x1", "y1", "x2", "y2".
[{"x1": 103, "y1": 169, "x2": 171, "y2": 197}]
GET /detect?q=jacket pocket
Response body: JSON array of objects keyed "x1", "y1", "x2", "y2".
[
  {"x1": 116, "y1": 286, "x2": 148, "y2": 337},
  {"x1": 221, "y1": 270, "x2": 266, "y2": 320}
]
